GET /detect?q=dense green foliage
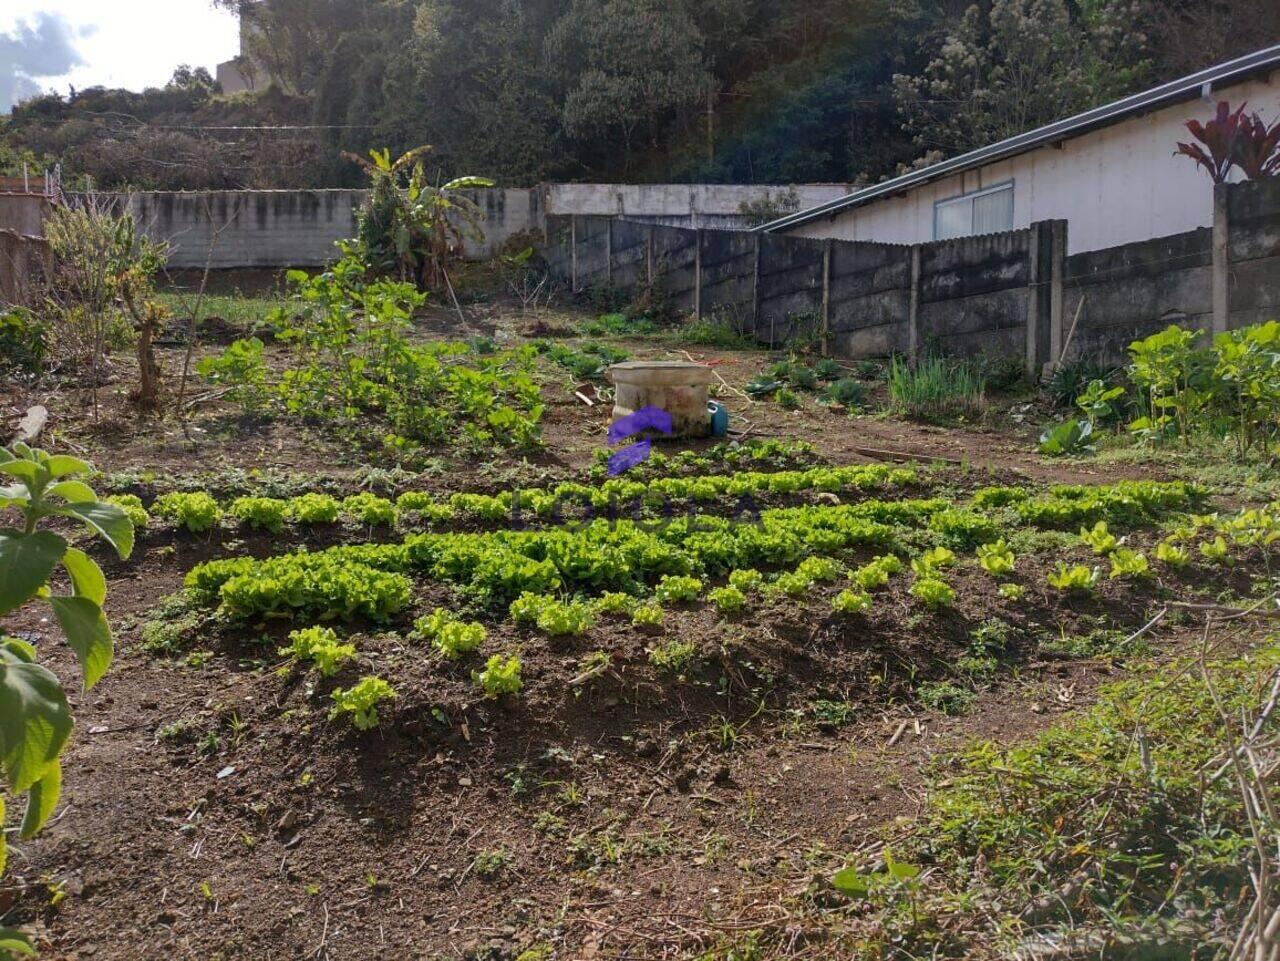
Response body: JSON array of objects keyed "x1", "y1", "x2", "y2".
[{"x1": 6, "y1": 1, "x2": 1273, "y2": 187}]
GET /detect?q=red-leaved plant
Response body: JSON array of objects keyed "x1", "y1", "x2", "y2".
[{"x1": 1176, "y1": 101, "x2": 1280, "y2": 183}]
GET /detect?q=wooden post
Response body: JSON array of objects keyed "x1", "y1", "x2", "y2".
[
  {"x1": 1212, "y1": 183, "x2": 1229, "y2": 334},
  {"x1": 1025, "y1": 223, "x2": 1042, "y2": 378},
  {"x1": 821, "y1": 240, "x2": 833, "y2": 356}
]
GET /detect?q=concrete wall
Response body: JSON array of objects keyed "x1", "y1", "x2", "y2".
[
  {"x1": 545, "y1": 183, "x2": 854, "y2": 230},
  {"x1": 93, "y1": 188, "x2": 543, "y2": 269},
  {"x1": 81, "y1": 183, "x2": 839, "y2": 269},
  {"x1": 0, "y1": 194, "x2": 54, "y2": 237},
  {"x1": 547, "y1": 179, "x2": 1279, "y2": 367},
  {"x1": 783, "y1": 74, "x2": 1279, "y2": 255},
  {"x1": 0, "y1": 229, "x2": 52, "y2": 309}
]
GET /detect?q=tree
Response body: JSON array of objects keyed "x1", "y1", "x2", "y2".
[
  {"x1": 546, "y1": 0, "x2": 714, "y2": 174},
  {"x1": 891, "y1": 0, "x2": 1151, "y2": 158}
]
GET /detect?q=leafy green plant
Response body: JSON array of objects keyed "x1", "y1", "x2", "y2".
[
  {"x1": 342, "y1": 493, "x2": 396, "y2": 527},
  {"x1": 1047, "y1": 562, "x2": 1100, "y2": 593},
  {"x1": 593, "y1": 592, "x2": 635, "y2": 617},
  {"x1": 775, "y1": 387, "x2": 801, "y2": 410},
  {"x1": 474, "y1": 654, "x2": 522, "y2": 699},
  {"x1": 1079, "y1": 521, "x2": 1118, "y2": 555},
  {"x1": 707, "y1": 586, "x2": 746, "y2": 613},
  {"x1": 154, "y1": 491, "x2": 222, "y2": 532},
  {"x1": 630, "y1": 602, "x2": 664, "y2": 628},
  {"x1": 329, "y1": 676, "x2": 396, "y2": 730},
  {"x1": 1199, "y1": 535, "x2": 1230, "y2": 564},
  {"x1": 1038, "y1": 419, "x2": 1094, "y2": 456},
  {"x1": 728, "y1": 569, "x2": 765, "y2": 593},
  {"x1": 0, "y1": 443, "x2": 133, "y2": 953},
  {"x1": 976, "y1": 540, "x2": 1015, "y2": 577},
  {"x1": 105, "y1": 493, "x2": 149, "y2": 530},
  {"x1": 888, "y1": 355, "x2": 986, "y2": 422},
  {"x1": 1075, "y1": 379, "x2": 1126, "y2": 427},
  {"x1": 917, "y1": 680, "x2": 976, "y2": 715},
  {"x1": 280, "y1": 626, "x2": 356, "y2": 677},
  {"x1": 998, "y1": 582, "x2": 1025, "y2": 600},
  {"x1": 288, "y1": 493, "x2": 341, "y2": 524},
  {"x1": 415, "y1": 608, "x2": 486, "y2": 659},
  {"x1": 911, "y1": 547, "x2": 956, "y2": 576},
  {"x1": 910, "y1": 576, "x2": 955, "y2": 609},
  {"x1": 229, "y1": 496, "x2": 288, "y2": 533},
  {"x1": 649, "y1": 640, "x2": 698, "y2": 673},
  {"x1": 509, "y1": 593, "x2": 594, "y2": 636},
  {"x1": 832, "y1": 589, "x2": 872, "y2": 614},
  {"x1": 1107, "y1": 547, "x2": 1150, "y2": 580},
  {"x1": 196, "y1": 337, "x2": 270, "y2": 415},
  {"x1": 831, "y1": 848, "x2": 922, "y2": 899},
  {"x1": 1155, "y1": 540, "x2": 1191, "y2": 569},
  {"x1": 654, "y1": 574, "x2": 702, "y2": 603}
]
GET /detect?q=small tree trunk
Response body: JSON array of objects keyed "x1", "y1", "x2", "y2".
[{"x1": 124, "y1": 289, "x2": 162, "y2": 410}]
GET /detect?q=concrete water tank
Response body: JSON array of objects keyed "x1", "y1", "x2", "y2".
[{"x1": 606, "y1": 361, "x2": 715, "y2": 438}]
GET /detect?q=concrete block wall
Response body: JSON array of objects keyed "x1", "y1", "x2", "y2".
[
  {"x1": 1224, "y1": 178, "x2": 1280, "y2": 330},
  {"x1": 544, "y1": 183, "x2": 854, "y2": 230},
  {"x1": 89, "y1": 187, "x2": 543, "y2": 269}
]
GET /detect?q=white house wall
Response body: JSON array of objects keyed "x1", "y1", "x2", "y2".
[{"x1": 785, "y1": 74, "x2": 1279, "y2": 254}]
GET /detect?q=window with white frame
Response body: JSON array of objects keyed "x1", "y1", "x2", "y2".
[{"x1": 933, "y1": 182, "x2": 1014, "y2": 241}]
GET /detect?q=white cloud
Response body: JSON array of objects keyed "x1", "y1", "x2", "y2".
[
  {"x1": 0, "y1": 12, "x2": 85, "y2": 111},
  {"x1": 1, "y1": 1, "x2": 239, "y2": 110}
]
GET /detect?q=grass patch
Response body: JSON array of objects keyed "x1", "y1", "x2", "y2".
[{"x1": 888, "y1": 355, "x2": 986, "y2": 422}]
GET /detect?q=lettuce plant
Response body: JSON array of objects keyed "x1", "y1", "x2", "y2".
[
  {"x1": 1199, "y1": 536, "x2": 1230, "y2": 565},
  {"x1": 280, "y1": 626, "x2": 356, "y2": 676},
  {"x1": 474, "y1": 654, "x2": 522, "y2": 699},
  {"x1": 329, "y1": 676, "x2": 396, "y2": 729},
  {"x1": 154, "y1": 491, "x2": 222, "y2": 532},
  {"x1": 911, "y1": 547, "x2": 956, "y2": 576},
  {"x1": 1155, "y1": 540, "x2": 1191, "y2": 569},
  {"x1": 976, "y1": 540, "x2": 1015, "y2": 577},
  {"x1": 910, "y1": 577, "x2": 955, "y2": 609},
  {"x1": 343, "y1": 493, "x2": 396, "y2": 527},
  {"x1": 593, "y1": 592, "x2": 635, "y2": 616},
  {"x1": 1047, "y1": 563, "x2": 1100, "y2": 593},
  {"x1": 728, "y1": 569, "x2": 765, "y2": 593},
  {"x1": 832, "y1": 589, "x2": 872, "y2": 614},
  {"x1": 630, "y1": 602, "x2": 664, "y2": 627},
  {"x1": 289, "y1": 493, "x2": 341, "y2": 524},
  {"x1": 415, "y1": 608, "x2": 486, "y2": 659},
  {"x1": 649, "y1": 640, "x2": 697, "y2": 673},
  {"x1": 105, "y1": 493, "x2": 149, "y2": 530},
  {"x1": 708, "y1": 586, "x2": 746, "y2": 613},
  {"x1": 1079, "y1": 521, "x2": 1118, "y2": 556},
  {"x1": 1108, "y1": 548, "x2": 1151, "y2": 580},
  {"x1": 229, "y1": 496, "x2": 288, "y2": 533},
  {"x1": 654, "y1": 574, "x2": 703, "y2": 603}
]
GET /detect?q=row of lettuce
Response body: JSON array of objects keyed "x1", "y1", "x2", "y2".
[{"x1": 150, "y1": 477, "x2": 1280, "y2": 730}]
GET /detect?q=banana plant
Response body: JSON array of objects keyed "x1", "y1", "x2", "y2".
[{"x1": 0, "y1": 443, "x2": 133, "y2": 955}]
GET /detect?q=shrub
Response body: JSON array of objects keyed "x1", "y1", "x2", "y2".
[
  {"x1": 280, "y1": 626, "x2": 356, "y2": 677},
  {"x1": 229, "y1": 496, "x2": 288, "y2": 533},
  {"x1": 289, "y1": 493, "x2": 341, "y2": 524},
  {"x1": 0, "y1": 307, "x2": 47, "y2": 374},
  {"x1": 822, "y1": 377, "x2": 866, "y2": 408},
  {"x1": 154, "y1": 491, "x2": 222, "y2": 532},
  {"x1": 474, "y1": 654, "x2": 522, "y2": 698},
  {"x1": 329, "y1": 676, "x2": 396, "y2": 730},
  {"x1": 196, "y1": 337, "x2": 270, "y2": 414},
  {"x1": 888, "y1": 355, "x2": 986, "y2": 421}
]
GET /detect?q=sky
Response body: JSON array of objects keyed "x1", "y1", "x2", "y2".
[{"x1": 0, "y1": 1, "x2": 240, "y2": 113}]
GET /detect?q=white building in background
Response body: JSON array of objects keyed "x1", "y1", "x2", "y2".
[
  {"x1": 215, "y1": 9, "x2": 262, "y2": 94},
  {"x1": 762, "y1": 45, "x2": 1280, "y2": 255}
]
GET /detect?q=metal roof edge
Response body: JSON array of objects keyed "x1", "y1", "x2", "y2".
[{"x1": 758, "y1": 43, "x2": 1280, "y2": 234}]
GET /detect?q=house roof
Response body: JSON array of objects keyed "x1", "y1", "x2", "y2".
[{"x1": 758, "y1": 43, "x2": 1280, "y2": 234}]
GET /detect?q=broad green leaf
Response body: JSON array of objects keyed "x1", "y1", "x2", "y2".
[
  {"x1": 0, "y1": 926, "x2": 35, "y2": 956},
  {"x1": 0, "y1": 460, "x2": 39, "y2": 483},
  {"x1": 45, "y1": 480, "x2": 96, "y2": 503},
  {"x1": 0, "y1": 448, "x2": 13, "y2": 464},
  {"x1": 62, "y1": 548, "x2": 106, "y2": 606},
  {"x1": 0, "y1": 659, "x2": 73, "y2": 792},
  {"x1": 55, "y1": 501, "x2": 134, "y2": 559},
  {"x1": 49, "y1": 596, "x2": 113, "y2": 690},
  {"x1": 9, "y1": 442, "x2": 33, "y2": 460},
  {"x1": 1, "y1": 638, "x2": 35, "y2": 663},
  {"x1": 0, "y1": 530, "x2": 68, "y2": 615},
  {"x1": 20, "y1": 759, "x2": 61, "y2": 838},
  {"x1": 886, "y1": 860, "x2": 921, "y2": 881},
  {"x1": 831, "y1": 867, "x2": 873, "y2": 898},
  {"x1": 443, "y1": 176, "x2": 496, "y2": 190},
  {"x1": 42, "y1": 455, "x2": 90, "y2": 479}
]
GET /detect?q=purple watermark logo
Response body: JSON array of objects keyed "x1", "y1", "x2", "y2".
[{"x1": 607, "y1": 405, "x2": 673, "y2": 476}]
